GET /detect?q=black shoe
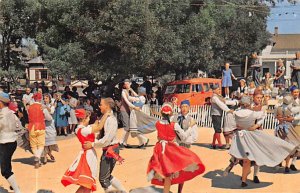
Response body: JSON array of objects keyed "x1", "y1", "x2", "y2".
[
  {"x1": 253, "y1": 176, "x2": 260, "y2": 183},
  {"x1": 285, "y1": 167, "x2": 290, "y2": 173},
  {"x1": 217, "y1": 145, "x2": 225, "y2": 150},
  {"x1": 64, "y1": 133, "x2": 68, "y2": 136},
  {"x1": 278, "y1": 163, "x2": 283, "y2": 167},
  {"x1": 9, "y1": 186, "x2": 13, "y2": 190},
  {"x1": 124, "y1": 144, "x2": 133, "y2": 149},
  {"x1": 290, "y1": 164, "x2": 298, "y2": 171},
  {"x1": 241, "y1": 182, "x2": 248, "y2": 187},
  {"x1": 211, "y1": 145, "x2": 216, "y2": 149},
  {"x1": 137, "y1": 144, "x2": 145, "y2": 149}
]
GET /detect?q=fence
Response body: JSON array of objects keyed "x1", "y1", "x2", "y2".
[{"x1": 144, "y1": 104, "x2": 278, "y2": 129}]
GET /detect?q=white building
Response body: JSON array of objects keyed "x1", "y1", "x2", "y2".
[{"x1": 259, "y1": 27, "x2": 300, "y2": 85}]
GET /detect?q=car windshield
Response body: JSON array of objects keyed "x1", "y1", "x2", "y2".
[{"x1": 165, "y1": 84, "x2": 191, "y2": 94}]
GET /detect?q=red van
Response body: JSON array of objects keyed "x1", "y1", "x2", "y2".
[{"x1": 163, "y1": 78, "x2": 221, "y2": 106}]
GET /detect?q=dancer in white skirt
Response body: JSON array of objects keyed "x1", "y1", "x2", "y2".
[{"x1": 228, "y1": 96, "x2": 296, "y2": 187}]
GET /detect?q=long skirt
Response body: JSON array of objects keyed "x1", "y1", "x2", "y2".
[
  {"x1": 129, "y1": 110, "x2": 158, "y2": 137},
  {"x1": 229, "y1": 130, "x2": 296, "y2": 167}
]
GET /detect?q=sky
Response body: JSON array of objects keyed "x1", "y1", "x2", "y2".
[{"x1": 267, "y1": 0, "x2": 300, "y2": 34}]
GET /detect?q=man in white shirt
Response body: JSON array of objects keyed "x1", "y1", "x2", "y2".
[
  {"x1": 22, "y1": 87, "x2": 33, "y2": 106},
  {"x1": 84, "y1": 98, "x2": 126, "y2": 193}
]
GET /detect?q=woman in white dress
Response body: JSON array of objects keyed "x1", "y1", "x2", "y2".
[{"x1": 228, "y1": 96, "x2": 296, "y2": 187}]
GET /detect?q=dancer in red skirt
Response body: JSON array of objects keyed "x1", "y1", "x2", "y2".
[
  {"x1": 147, "y1": 103, "x2": 205, "y2": 193},
  {"x1": 61, "y1": 109, "x2": 110, "y2": 193}
]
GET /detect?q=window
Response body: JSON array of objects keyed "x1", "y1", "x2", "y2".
[
  {"x1": 203, "y1": 83, "x2": 210, "y2": 92},
  {"x1": 40, "y1": 70, "x2": 48, "y2": 79},
  {"x1": 165, "y1": 84, "x2": 191, "y2": 94},
  {"x1": 215, "y1": 83, "x2": 219, "y2": 88},
  {"x1": 209, "y1": 83, "x2": 214, "y2": 90},
  {"x1": 192, "y1": 84, "x2": 203, "y2": 92}
]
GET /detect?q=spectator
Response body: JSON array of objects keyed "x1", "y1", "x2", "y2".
[
  {"x1": 141, "y1": 76, "x2": 152, "y2": 96},
  {"x1": 72, "y1": 87, "x2": 79, "y2": 99},
  {"x1": 84, "y1": 98, "x2": 94, "y2": 112},
  {"x1": 40, "y1": 81, "x2": 49, "y2": 93},
  {"x1": 22, "y1": 87, "x2": 33, "y2": 106},
  {"x1": 131, "y1": 80, "x2": 139, "y2": 93},
  {"x1": 248, "y1": 81, "x2": 256, "y2": 96},
  {"x1": 237, "y1": 79, "x2": 248, "y2": 97},
  {"x1": 82, "y1": 80, "x2": 95, "y2": 99},
  {"x1": 250, "y1": 53, "x2": 262, "y2": 87},
  {"x1": 222, "y1": 62, "x2": 237, "y2": 99},
  {"x1": 66, "y1": 91, "x2": 78, "y2": 134},
  {"x1": 274, "y1": 59, "x2": 286, "y2": 90},
  {"x1": 291, "y1": 52, "x2": 300, "y2": 87},
  {"x1": 262, "y1": 72, "x2": 273, "y2": 89},
  {"x1": 149, "y1": 93, "x2": 158, "y2": 107},
  {"x1": 53, "y1": 93, "x2": 68, "y2": 136},
  {"x1": 51, "y1": 85, "x2": 58, "y2": 97},
  {"x1": 31, "y1": 82, "x2": 39, "y2": 93},
  {"x1": 155, "y1": 86, "x2": 163, "y2": 105},
  {"x1": 63, "y1": 86, "x2": 71, "y2": 99}
]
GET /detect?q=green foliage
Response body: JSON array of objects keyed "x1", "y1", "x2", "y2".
[{"x1": 0, "y1": 0, "x2": 273, "y2": 82}]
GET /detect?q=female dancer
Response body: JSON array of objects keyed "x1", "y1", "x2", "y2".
[
  {"x1": 61, "y1": 109, "x2": 110, "y2": 193},
  {"x1": 147, "y1": 103, "x2": 205, "y2": 193}
]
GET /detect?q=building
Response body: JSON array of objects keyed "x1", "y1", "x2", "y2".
[
  {"x1": 25, "y1": 56, "x2": 52, "y2": 85},
  {"x1": 259, "y1": 27, "x2": 300, "y2": 85}
]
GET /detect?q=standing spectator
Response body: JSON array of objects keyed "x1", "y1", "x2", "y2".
[
  {"x1": 28, "y1": 93, "x2": 46, "y2": 168},
  {"x1": 31, "y1": 82, "x2": 39, "y2": 93},
  {"x1": 66, "y1": 92, "x2": 78, "y2": 134},
  {"x1": 155, "y1": 86, "x2": 163, "y2": 105},
  {"x1": 83, "y1": 80, "x2": 95, "y2": 99},
  {"x1": 274, "y1": 59, "x2": 286, "y2": 89},
  {"x1": 131, "y1": 80, "x2": 139, "y2": 93},
  {"x1": 54, "y1": 93, "x2": 68, "y2": 136},
  {"x1": 40, "y1": 81, "x2": 49, "y2": 93},
  {"x1": 72, "y1": 87, "x2": 79, "y2": 100},
  {"x1": 62, "y1": 86, "x2": 71, "y2": 99},
  {"x1": 141, "y1": 76, "x2": 152, "y2": 96},
  {"x1": 250, "y1": 53, "x2": 262, "y2": 87},
  {"x1": 22, "y1": 87, "x2": 33, "y2": 106},
  {"x1": 0, "y1": 92, "x2": 22, "y2": 193},
  {"x1": 51, "y1": 85, "x2": 58, "y2": 97},
  {"x1": 291, "y1": 52, "x2": 300, "y2": 87},
  {"x1": 222, "y1": 62, "x2": 237, "y2": 99},
  {"x1": 248, "y1": 81, "x2": 256, "y2": 96}
]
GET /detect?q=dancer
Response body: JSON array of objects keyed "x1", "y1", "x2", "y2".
[
  {"x1": 0, "y1": 92, "x2": 22, "y2": 193},
  {"x1": 61, "y1": 109, "x2": 110, "y2": 193},
  {"x1": 147, "y1": 103, "x2": 205, "y2": 193},
  {"x1": 288, "y1": 85, "x2": 300, "y2": 171},
  {"x1": 275, "y1": 94, "x2": 300, "y2": 173},
  {"x1": 119, "y1": 79, "x2": 140, "y2": 148},
  {"x1": 84, "y1": 98, "x2": 126, "y2": 193},
  {"x1": 228, "y1": 96, "x2": 296, "y2": 187},
  {"x1": 41, "y1": 93, "x2": 59, "y2": 164},
  {"x1": 175, "y1": 100, "x2": 199, "y2": 193},
  {"x1": 222, "y1": 62, "x2": 237, "y2": 99},
  {"x1": 211, "y1": 85, "x2": 233, "y2": 149},
  {"x1": 28, "y1": 93, "x2": 46, "y2": 168}
]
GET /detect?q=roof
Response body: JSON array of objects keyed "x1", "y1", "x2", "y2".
[
  {"x1": 168, "y1": 78, "x2": 221, "y2": 85},
  {"x1": 26, "y1": 56, "x2": 46, "y2": 64},
  {"x1": 272, "y1": 34, "x2": 300, "y2": 53}
]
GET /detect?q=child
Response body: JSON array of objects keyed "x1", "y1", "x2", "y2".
[
  {"x1": 222, "y1": 63, "x2": 237, "y2": 99},
  {"x1": 274, "y1": 59, "x2": 286, "y2": 90},
  {"x1": 248, "y1": 81, "x2": 256, "y2": 96},
  {"x1": 61, "y1": 109, "x2": 111, "y2": 193},
  {"x1": 147, "y1": 103, "x2": 205, "y2": 193}
]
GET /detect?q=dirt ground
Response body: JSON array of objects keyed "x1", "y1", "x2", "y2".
[{"x1": 0, "y1": 128, "x2": 299, "y2": 193}]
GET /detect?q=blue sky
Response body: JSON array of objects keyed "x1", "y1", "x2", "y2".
[{"x1": 267, "y1": 0, "x2": 300, "y2": 34}]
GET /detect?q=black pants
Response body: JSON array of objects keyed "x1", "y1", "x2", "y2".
[
  {"x1": 99, "y1": 147, "x2": 119, "y2": 189},
  {"x1": 0, "y1": 141, "x2": 17, "y2": 179},
  {"x1": 212, "y1": 115, "x2": 222, "y2": 133}
]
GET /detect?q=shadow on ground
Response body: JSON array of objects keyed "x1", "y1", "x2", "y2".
[
  {"x1": 12, "y1": 157, "x2": 34, "y2": 166},
  {"x1": 260, "y1": 166, "x2": 300, "y2": 174},
  {"x1": 203, "y1": 169, "x2": 273, "y2": 189},
  {"x1": 129, "y1": 186, "x2": 173, "y2": 193},
  {"x1": 0, "y1": 187, "x2": 10, "y2": 193},
  {"x1": 37, "y1": 190, "x2": 54, "y2": 193}
]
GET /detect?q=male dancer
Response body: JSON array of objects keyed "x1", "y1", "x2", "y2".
[
  {"x1": 175, "y1": 100, "x2": 198, "y2": 193},
  {"x1": 84, "y1": 98, "x2": 126, "y2": 193}
]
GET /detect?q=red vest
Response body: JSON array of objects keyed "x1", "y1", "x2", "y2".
[{"x1": 28, "y1": 103, "x2": 45, "y2": 131}]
